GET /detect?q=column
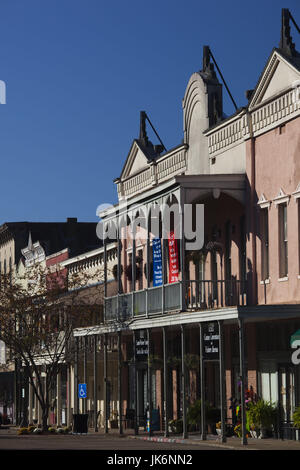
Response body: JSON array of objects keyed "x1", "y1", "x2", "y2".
[
  {"x1": 83, "y1": 336, "x2": 87, "y2": 414},
  {"x1": 199, "y1": 323, "x2": 206, "y2": 440},
  {"x1": 56, "y1": 369, "x2": 62, "y2": 427},
  {"x1": 94, "y1": 335, "x2": 98, "y2": 432},
  {"x1": 181, "y1": 325, "x2": 187, "y2": 439},
  {"x1": 147, "y1": 328, "x2": 152, "y2": 436},
  {"x1": 104, "y1": 235, "x2": 107, "y2": 321},
  {"x1": 28, "y1": 379, "x2": 33, "y2": 425},
  {"x1": 133, "y1": 330, "x2": 139, "y2": 435},
  {"x1": 218, "y1": 320, "x2": 226, "y2": 443},
  {"x1": 118, "y1": 331, "x2": 123, "y2": 435},
  {"x1": 180, "y1": 188, "x2": 186, "y2": 311},
  {"x1": 67, "y1": 365, "x2": 72, "y2": 427},
  {"x1": 74, "y1": 337, "x2": 79, "y2": 415},
  {"x1": 104, "y1": 333, "x2": 108, "y2": 433},
  {"x1": 163, "y1": 327, "x2": 169, "y2": 437},
  {"x1": 238, "y1": 318, "x2": 247, "y2": 445}
]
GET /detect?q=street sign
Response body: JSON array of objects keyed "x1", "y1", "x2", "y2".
[{"x1": 78, "y1": 383, "x2": 87, "y2": 399}]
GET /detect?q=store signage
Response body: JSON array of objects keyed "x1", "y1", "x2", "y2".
[
  {"x1": 152, "y1": 237, "x2": 163, "y2": 287},
  {"x1": 168, "y1": 231, "x2": 179, "y2": 283},
  {"x1": 136, "y1": 337, "x2": 149, "y2": 357},
  {"x1": 203, "y1": 322, "x2": 219, "y2": 360},
  {"x1": 291, "y1": 329, "x2": 300, "y2": 365}
]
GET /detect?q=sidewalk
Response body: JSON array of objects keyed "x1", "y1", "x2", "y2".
[
  {"x1": 124, "y1": 430, "x2": 300, "y2": 450},
  {"x1": 3, "y1": 425, "x2": 300, "y2": 450}
]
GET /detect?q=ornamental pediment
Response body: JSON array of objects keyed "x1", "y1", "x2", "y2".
[
  {"x1": 120, "y1": 140, "x2": 152, "y2": 181},
  {"x1": 248, "y1": 49, "x2": 300, "y2": 109}
]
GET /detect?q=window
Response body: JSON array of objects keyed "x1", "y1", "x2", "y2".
[
  {"x1": 278, "y1": 203, "x2": 288, "y2": 278},
  {"x1": 260, "y1": 209, "x2": 269, "y2": 280},
  {"x1": 298, "y1": 200, "x2": 300, "y2": 275}
]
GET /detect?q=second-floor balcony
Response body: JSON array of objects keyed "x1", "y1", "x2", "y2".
[{"x1": 104, "y1": 279, "x2": 247, "y2": 322}]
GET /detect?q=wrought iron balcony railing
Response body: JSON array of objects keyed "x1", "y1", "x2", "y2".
[{"x1": 104, "y1": 279, "x2": 247, "y2": 322}]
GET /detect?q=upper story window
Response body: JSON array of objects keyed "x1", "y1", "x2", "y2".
[
  {"x1": 278, "y1": 202, "x2": 288, "y2": 278},
  {"x1": 260, "y1": 208, "x2": 269, "y2": 281},
  {"x1": 298, "y1": 200, "x2": 300, "y2": 275}
]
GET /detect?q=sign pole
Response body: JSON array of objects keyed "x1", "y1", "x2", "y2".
[
  {"x1": 199, "y1": 323, "x2": 206, "y2": 440},
  {"x1": 218, "y1": 320, "x2": 226, "y2": 442}
]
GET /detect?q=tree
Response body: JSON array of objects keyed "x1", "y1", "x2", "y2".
[{"x1": 0, "y1": 263, "x2": 107, "y2": 432}]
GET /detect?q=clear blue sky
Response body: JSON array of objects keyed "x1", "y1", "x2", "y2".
[{"x1": 0, "y1": 0, "x2": 299, "y2": 224}]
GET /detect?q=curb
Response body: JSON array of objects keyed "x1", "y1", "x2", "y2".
[{"x1": 127, "y1": 434, "x2": 253, "y2": 451}]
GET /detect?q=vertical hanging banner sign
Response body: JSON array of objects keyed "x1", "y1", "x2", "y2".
[
  {"x1": 152, "y1": 237, "x2": 163, "y2": 286},
  {"x1": 168, "y1": 231, "x2": 179, "y2": 283}
]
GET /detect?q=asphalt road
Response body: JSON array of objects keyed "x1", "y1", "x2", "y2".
[{"x1": 0, "y1": 431, "x2": 226, "y2": 451}]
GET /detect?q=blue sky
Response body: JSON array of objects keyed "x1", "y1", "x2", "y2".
[{"x1": 0, "y1": 0, "x2": 299, "y2": 224}]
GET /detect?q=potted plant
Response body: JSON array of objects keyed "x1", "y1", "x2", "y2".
[
  {"x1": 246, "y1": 400, "x2": 277, "y2": 438},
  {"x1": 216, "y1": 421, "x2": 222, "y2": 436},
  {"x1": 168, "y1": 418, "x2": 183, "y2": 434},
  {"x1": 109, "y1": 410, "x2": 119, "y2": 429},
  {"x1": 292, "y1": 407, "x2": 300, "y2": 440}
]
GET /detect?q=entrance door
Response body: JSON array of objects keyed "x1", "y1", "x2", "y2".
[{"x1": 278, "y1": 365, "x2": 295, "y2": 438}]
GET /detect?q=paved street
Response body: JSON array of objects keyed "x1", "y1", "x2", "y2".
[
  {"x1": 1, "y1": 427, "x2": 300, "y2": 452},
  {"x1": 0, "y1": 429, "x2": 225, "y2": 451}
]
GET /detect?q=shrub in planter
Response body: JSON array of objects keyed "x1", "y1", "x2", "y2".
[
  {"x1": 33, "y1": 427, "x2": 42, "y2": 434},
  {"x1": 168, "y1": 419, "x2": 183, "y2": 434},
  {"x1": 48, "y1": 427, "x2": 56, "y2": 433},
  {"x1": 292, "y1": 407, "x2": 300, "y2": 429},
  {"x1": 27, "y1": 425, "x2": 36, "y2": 433},
  {"x1": 246, "y1": 400, "x2": 277, "y2": 437},
  {"x1": 17, "y1": 427, "x2": 29, "y2": 435}
]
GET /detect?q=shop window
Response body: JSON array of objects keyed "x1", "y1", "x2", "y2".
[
  {"x1": 258, "y1": 362, "x2": 278, "y2": 404},
  {"x1": 278, "y1": 203, "x2": 288, "y2": 278}
]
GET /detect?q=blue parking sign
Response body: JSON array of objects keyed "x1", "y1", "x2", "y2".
[{"x1": 78, "y1": 383, "x2": 87, "y2": 398}]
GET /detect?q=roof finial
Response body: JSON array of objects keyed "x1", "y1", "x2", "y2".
[
  {"x1": 139, "y1": 110, "x2": 148, "y2": 146},
  {"x1": 28, "y1": 231, "x2": 33, "y2": 250},
  {"x1": 279, "y1": 8, "x2": 296, "y2": 56},
  {"x1": 202, "y1": 46, "x2": 217, "y2": 79}
]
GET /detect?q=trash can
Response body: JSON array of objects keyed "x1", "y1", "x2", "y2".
[{"x1": 73, "y1": 414, "x2": 88, "y2": 434}]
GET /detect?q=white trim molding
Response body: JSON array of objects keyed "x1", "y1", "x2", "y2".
[
  {"x1": 292, "y1": 182, "x2": 300, "y2": 200},
  {"x1": 257, "y1": 193, "x2": 271, "y2": 209},
  {"x1": 273, "y1": 188, "x2": 290, "y2": 206}
]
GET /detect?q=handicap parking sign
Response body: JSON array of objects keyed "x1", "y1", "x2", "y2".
[{"x1": 78, "y1": 383, "x2": 87, "y2": 398}]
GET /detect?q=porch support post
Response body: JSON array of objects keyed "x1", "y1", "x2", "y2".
[
  {"x1": 147, "y1": 328, "x2": 153, "y2": 436},
  {"x1": 104, "y1": 235, "x2": 107, "y2": 321},
  {"x1": 28, "y1": 379, "x2": 33, "y2": 425},
  {"x1": 104, "y1": 333, "x2": 109, "y2": 434},
  {"x1": 67, "y1": 366, "x2": 71, "y2": 427},
  {"x1": 238, "y1": 318, "x2": 247, "y2": 445},
  {"x1": 146, "y1": 205, "x2": 150, "y2": 316},
  {"x1": 118, "y1": 331, "x2": 123, "y2": 435},
  {"x1": 218, "y1": 320, "x2": 226, "y2": 443},
  {"x1": 93, "y1": 335, "x2": 98, "y2": 432},
  {"x1": 56, "y1": 369, "x2": 62, "y2": 427},
  {"x1": 163, "y1": 326, "x2": 169, "y2": 437},
  {"x1": 180, "y1": 188, "x2": 186, "y2": 311},
  {"x1": 181, "y1": 325, "x2": 188, "y2": 439},
  {"x1": 74, "y1": 337, "x2": 79, "y2": 415},
  {"x1": 117, "y1": 216, "x2": 122, "y2": 320},
  {"x1": 83, "y1": 336, "x2": 87, "y2": 414},
  {"x1": 132, "y1": 222, "x2": 136, "y2": 318},
  {"x1": 133, "y1": 330, "x2": 139, "y2": 435},
  {"x1": 199, "y1": 323, "x2": 206, "y2": 440}
]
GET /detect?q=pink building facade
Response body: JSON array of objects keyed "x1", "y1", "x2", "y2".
[{"x1": 74, "y1": 9, "x2": 300, "y2": 442}]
